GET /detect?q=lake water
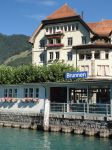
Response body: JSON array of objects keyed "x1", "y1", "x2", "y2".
[{"x1": 0, "y1": 127, "x2": 111, "y2": 150}]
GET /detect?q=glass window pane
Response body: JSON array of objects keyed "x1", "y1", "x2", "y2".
[
  {"x1": 79, "y1": 53, "x2": 84, "y2": 60},
  {"x1": 13, "y1": 89, "x2": 17, "y2": 98},
  {"x1": 95, "y1": 52, "x2": 100, "y2": 59},
  {"x1": 68, "y1": 52, "x2": 72, "y2": 61},
  {"x1": 35, "y1": 88, "x2": 39, "y2": 98},
  {"x1": 4, "y1": 89, "x2": 8, "y2": 97},
  {"x1": 9, "y1": 89, "x2": 12, "y2": 97},
  {"x1": 24, "y1": 88, "x2": 28, "y2": 98},
  {"x1": 29, "y1": 88, "x2": 33, "y2": 98},
  {"x1": 86, "y1": 53, "x2": 92, "y2": 60}
]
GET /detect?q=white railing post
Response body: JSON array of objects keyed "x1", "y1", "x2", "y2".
[
  {"x1": 106, "y1": 104, "x2": 108, "y2": 116},
  {"x1": 84, "y1": 103, "x2": 86, "y2": 116},
  {"x1": 87, "y1": 103, "x2": 89, "y2": 114}
]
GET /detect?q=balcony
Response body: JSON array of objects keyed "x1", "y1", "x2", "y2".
[
  {"x1": 45, "y1": 30, "x2": 64, "y2": 38},
  {"x1": 46, "y1": 43, "x2": 64, "y2": 48}
]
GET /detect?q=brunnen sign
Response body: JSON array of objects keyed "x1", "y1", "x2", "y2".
[{"x1": 65, "y1": 71, "x2": 88, "y2": 79}]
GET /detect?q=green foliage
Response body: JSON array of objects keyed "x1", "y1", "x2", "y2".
[
  {"x1": 0, "y1": 65, "x2": 15, "y2": 84},
  {"x1": 0, "y1": 62, "x2": 79, "y2": 84}
]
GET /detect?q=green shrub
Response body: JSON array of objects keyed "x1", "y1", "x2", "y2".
[{"x1": 0, "y1": 62, "x2": 79, "y2": 84}]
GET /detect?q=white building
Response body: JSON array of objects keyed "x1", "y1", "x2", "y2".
[{"x1": 29, "y1": 4, "x2": 112, "y2": 80}]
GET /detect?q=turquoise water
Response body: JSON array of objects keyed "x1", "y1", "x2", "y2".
[{"x1": 0, "y1": 127, "x2": 111, "y2": 150}]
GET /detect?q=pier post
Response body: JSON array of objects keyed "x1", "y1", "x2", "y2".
[{"x1": 43, "y1": 99, "x2": 50, "y2": 131}]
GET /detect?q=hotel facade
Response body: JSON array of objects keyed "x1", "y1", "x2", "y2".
[{"x1": 29, "y1": 4, "x2": 112, "y2": 80}]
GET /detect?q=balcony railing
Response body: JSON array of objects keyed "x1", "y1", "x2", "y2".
[
  {"x1": 50, "y1": 103, "x2": 111, "y2": 116},
  {"x1": 46, "y1": 43, "x2": 64, "y2": 48},
  {"x1": 45, "y1": 30, "x2": 63, "y2": 36}
]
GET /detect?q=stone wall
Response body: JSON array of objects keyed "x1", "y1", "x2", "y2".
[
  {"x1": 0, "y1": 112, "x2": 112, "y2": 138},
  {"x1": 49, "y1": 114, "x2": 112, "y2": 138},
  {"x1": 0, "y1": 112, "x2": 43, "y2": 130}
]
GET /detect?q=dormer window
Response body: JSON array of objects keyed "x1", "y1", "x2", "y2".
[
  {"x1": 56, "y1": 26, "x2": 59, "y2": 30},
  {"x1": 64, "y1": 25, "x2": 67, "y2": 31},
  {"x1": 95, "y1": 51, "x2": 100, "y2": 59},
  {"x1": 68, "y1": 25, "x2": 71, "y2": 31},
  {"x1": 76, "y1": 23, "x2": 79, "y2": 30},
  {"x1": 72, "y1": 24, "x2": 75, "y2": 31},
  {"x1": 49, "y1": 27, "x2": 52, "y2": 33}
]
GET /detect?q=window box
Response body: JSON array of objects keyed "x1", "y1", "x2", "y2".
[{"x1": 4, "y1": 97, "x2": 12, "y2": 102}]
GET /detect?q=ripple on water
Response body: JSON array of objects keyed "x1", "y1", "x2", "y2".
[{"x1": 0, "y1": 128, "x2": 111, "y2": 150}]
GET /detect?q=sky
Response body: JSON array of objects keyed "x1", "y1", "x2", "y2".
[{"x1": 0, "y1": 0, "x2": 112, "y2": 36}]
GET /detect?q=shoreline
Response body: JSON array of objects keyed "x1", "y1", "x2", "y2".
[{"x1": 0, "y1": 112, "x2": 112, "y2": 138}]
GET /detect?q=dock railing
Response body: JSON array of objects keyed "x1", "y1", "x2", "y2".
[{"x1": 50, "y1": 103, "x2": 111, "y2": 117}]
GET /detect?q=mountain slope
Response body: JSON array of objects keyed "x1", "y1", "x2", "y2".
[{"x1": 0, "y1": 33, "x2": 32, "y2": 66}]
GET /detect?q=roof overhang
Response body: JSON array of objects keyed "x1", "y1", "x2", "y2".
[{"x1": 73, "y1": 43, "x2": 112, "y2": 49}]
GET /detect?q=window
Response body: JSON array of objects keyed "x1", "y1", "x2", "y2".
[
  {"x1": 82, "y1": 36, "x2": 87, "y2": 44},
  {"x1": 68, "y1": 37, "x2": 73, "y2": 46},
  {"x1": 49, "y1": 27, "x2": 52, "y2": 33},
  {"x1": 49, "y1": 52, "x2": 53, "y2": 60},
  {"x1": 64, "y1": 25, "x2": 67, "y2": 31},
  {"x1": 105, "y1": 51, "x2": 109, "y2": 59},
  {"x1": 97, "y1": 65, "x2": 109, "y2": 76},
  {"x1": 95, "y1": 51, "x2": 100, "y2": 59},
  {"x1": 56, "y1": 52, "x2": 60, "y2": 60},
  {"x1": 56, "y1": 26, "x2": 59, "y2": 30},
  {"x1": 56, "y1": 38, "x2": 61, "y2": 44},
  {"x1": 60, "y1": 26, "x2": 63, "y2": 31},
  {"x1": 67, "y1": 52, "x2": 72, "y2": 61},
  {"x1": 72, "y1": 24, "x2": 75, "y2": 31},
  {"x1": 49, "y1": 39, "x2": 53, "y2": 44},
  {"x1": 76, "y1": 23, "x2": 79, "y2": 30},
  {"x1": 24, "y1": 88, "x2": 28, "y2": 98},
  {"x1": 4, "y1": 89, "x2": 18, "y2": 98},
  {"x1": 29, "y1": 88, "x2": 33, "y2": 98},
  {"x1": 4, "y1": 89, "x2": 8, "y2": 97},
  {"x1": 13, "y1": 89, "x2": 17, "y2": 98},
  {"x1": 79, "y1": 53, "x2": 84, "y2": 60},
  {"x1": 40, "y1": 40, "x2": 45, "y2": 48},
  {"x1": 68, "y1": 25, "x2": 71, "y2": 31},
  {"x1": 40, "y1": 53, "x2": 45, "y2": 62},
  {"x1": 24, "y1": 88, "x2": 39, "y2": 98},
  {"x1": 46, "y1": 28, "x2": 48, "y2": 32},
  {"x1": 81, "y1": 65, "x2": 89, "y2": 72},
  {"x1": 86, "y1": 53, "x2": 92, "y2": 60},
  {"x1": 9, "y1": 89, "x2": 13, "y2": 97},
  {"x1": 35, "y1": 88, "x2": 39, "y2": 98},
  {"x1": 53, "y1": 27, "x2": 55, "y2": 33}
]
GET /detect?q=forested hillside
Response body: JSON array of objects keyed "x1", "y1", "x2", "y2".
[{"x1": 0, "y1": 33, "x2": 32, "y2": 66}]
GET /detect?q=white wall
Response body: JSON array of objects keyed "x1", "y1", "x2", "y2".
[
  {"x1": 32, "y1": 21, "x2": 90, "y2": 66},
  {"x1": 0, "y1": 84, "x2": 46, "y2": 113}
]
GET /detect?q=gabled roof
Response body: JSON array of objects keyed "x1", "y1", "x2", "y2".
[
  {"x1": 29, "y1": 4, "x2": 94, "y2": 44},
  {"x1": 46, "y1": 3, "x2": 78, "y2": 20},
  {"x1": 87, "y1": 20, "x2": 112, "y2": 37}
]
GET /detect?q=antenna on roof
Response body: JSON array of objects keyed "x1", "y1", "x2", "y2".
[{"x1": 81, "y1": 11, "x2": 84, "y2": 19}]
